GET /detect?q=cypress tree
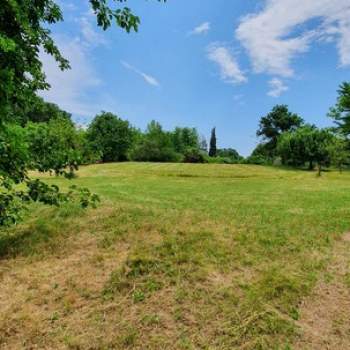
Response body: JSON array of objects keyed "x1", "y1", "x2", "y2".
[{"x1": 209, "y1": 127, "x2": 217, "y2": 157}]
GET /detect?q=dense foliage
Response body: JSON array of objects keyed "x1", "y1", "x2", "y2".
[
  {"x1": 0, "y1": 0, "x2": 164, "y2": 226},
  {"x1": 328, "y1": 82, "x2": 350, "y2": 138},
  {"x1": 209, "y1": 127, "x2": 217, "y2": 157},
  {"x1": 87, "y1": 112, "x2": 135, "y2": 162},
  {"x1": 257, "y1": 105, "x2": 304, "y2": 159},
  {"x1": 26, "y1": 117, "x2": 81, "y2": 176},
  {"x1": 277, "y1": 126, "x2": 334, "y2": 174},
  {"x1": 248, "y1": 85, "x2": 350, "y2": 173}
]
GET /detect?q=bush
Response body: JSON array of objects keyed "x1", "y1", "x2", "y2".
[
  {"x1": 205, "y1": 156, "x2": 239, "y2": 164},
  {"x1": 129, "y1": 121, "x2": 183, "y2": 163},
  {"x1": 244, "y1": 155, "x2": 269, "y2": 165},
  {"x1": 26, "y1": 117, "x2": 82, "y2": 176},
  {"x1": 183, "y1": 148, "x2": 207, "y2": 163},
  {"x1": 129, "y1": 139, "x2": 182, "y2": 162}
]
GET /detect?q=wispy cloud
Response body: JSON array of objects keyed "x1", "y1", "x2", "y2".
[
  {"x1": 236, "y1": 0, "x2": 350, "y2": 77},
  {"x1": 121, "y1": 61, "x2": 160, "y2": 87},
  {"x1": 39, "y1": 36, "x2": 102, "y2": 117},
  {"x1": 39, "y1": 3, "x2": 112, "y2": 119},
  {"x1": 267, "y1": 78, "x2": 288, "y2": 97},
  {"x1": 189, "y1": 22, "x2": 211, "y2": 35},
  {"x1": 79, "y1": 17, "x2": 108, "y2": 47},
  {"x1": 207, "y1": 44, "x2": 247, "y2": 84},
  {"x1": 56, "y1": 0, "x2": 78, "y2": 12}
]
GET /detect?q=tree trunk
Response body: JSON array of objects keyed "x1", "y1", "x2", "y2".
[
  {"x1": 317, "y1": 163, "x2": 322, "y2": 177},
  {"x1": 308, "y1": 160, "x2": 314, "y2": 170}
]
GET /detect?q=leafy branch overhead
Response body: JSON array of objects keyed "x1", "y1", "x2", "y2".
[
  {"x1": 0, "y1": 0, "x2": 164, "y2": 226},
  {"x1": 90, "y1": 0, "x2": 166, "y2": 31},
  {"x1": 0, "y1": 0, "x2": 165, "y2": 119}
]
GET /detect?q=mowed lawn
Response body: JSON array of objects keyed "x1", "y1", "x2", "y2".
[{"x1": 1, "y1": 163, "x2": 350, "y2": 349}]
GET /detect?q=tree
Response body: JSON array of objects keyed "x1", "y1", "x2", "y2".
[
  {"x1": 327, "y1": 137, "x2": 349, "y2": 172},
  {"x1": 18, "y1": 96, "x2": 72, "y2": 126},
  {"x1": 277, "y1": 126, "x2": 334, "y2": 175},
  {"x1": 328, "y1": 82, "x2": 350, "y2": 138},
  {"x1": 0, "y1": 0, "x2": 165, "y2": 120},
  {"x1": 172, "y1": 127, "x2": 199, "y2": 154},
  {"x1": 0, "y1": 0, "x2": 164, "y2": 225},
  {"x1": 257, "y1": 105, "x2": 304, "y2": 158},
  {"x1": 129, "y1": 121, "x2": 180, "y2": 162},
  {"x1": 209, "y1": 128, "x2": 217, "y2": 157},
  {"x1": 0, "y1": 121, "x2": 99, "y2": 225},
  {"x1": 76, "y1": 129, "x2": 102, "y2": 165},
  {"x1": 248, "y1": 143, "x2": 272, "y2": 164},
  {"x1": 217, "y1": 148, "x2": 242, "y2": 162},
  {"x1": 87, "y1": 112, "x2": 135, "y2": 162},
  {"x1": 26, "y1": 118, "x2": 82, "y2": 177}
]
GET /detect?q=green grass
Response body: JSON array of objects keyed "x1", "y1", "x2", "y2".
[{"x1": 1, "y1": 163, "x2": 350, "y2": 349}]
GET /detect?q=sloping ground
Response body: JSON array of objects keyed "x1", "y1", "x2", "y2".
[
  {"x1": 0, "y1": 207, "x2": 129, "y2": 349},
  {"x1": 1, "y1": 163, "x2": 350, "y2": 349},
  {"x1": 293, "y1": 232, "x2": 350, "y2": 349}
]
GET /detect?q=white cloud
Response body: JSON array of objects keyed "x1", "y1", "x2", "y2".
[
  {"x1": 79, "y1": 17, "x2": 108, "y2": 47},
  {"x1": 38, "y1": 9, "x2": 114, "y2": 119},
  {"x1": 121, "y1": 61, "x2": 160, "y2": 87},
  {"x1": 56, "y1": 0, "x2": 78, "y2": 12},
  {"x1": 236, "y1": 0, "x2": 350, "y2": 77},
  {"x1": 207, "y1": 44, "x2": 247, "y2": 84},
  {"x1": 267, "y1": 78, "x2": 288, "y2": 97},
  {"x1": 39, "y1": 36, "x2": 102, "y2": 117},
  {"x1": 190, "y1": 22, "x2": 211, "y2": 35}
]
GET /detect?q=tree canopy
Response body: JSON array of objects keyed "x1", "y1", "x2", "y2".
[
  {"x1": 328, "y1": 82, "x2": 350, "y2": 138},
  {"x1": 0, "y1": 0, "x2": 164, "y2": 225},
  {"x1": 277, "y1": 126, "x2": 334, "y2": 174},
  {"x1": 0, "y1": 0, "x2": 165, "y2": 120},
  {"x1": 257, "y1": 105, "x2": 304, "y2": 158},
  {"x1": 209, "y1": 128, "x2": 217, "y2": 157},
  {"x1": 87, "y1": 112, "x2": 135, "y2": 162}
]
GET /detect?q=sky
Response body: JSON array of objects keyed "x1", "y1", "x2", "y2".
[{"x1": 40, "y1": 0, "x2": 350, "y2": 156}]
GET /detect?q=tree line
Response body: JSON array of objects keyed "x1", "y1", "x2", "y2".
[
  {"x1": 247, "y1": 82, "x2": 350, "y2": 175},
  {"x1": 13, "y1": 99, "x2": 243, "y2": 173},
  {"x1": 13, "y1": 80, "x2": 350, "y2": 177},
  {"x1": 1, "y1": 0, "x2": 349, "y2": 227}
]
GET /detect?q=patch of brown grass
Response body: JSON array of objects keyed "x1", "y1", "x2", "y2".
[{"x1": 293, "y1": 233, "x2": 350, "y2": 349}]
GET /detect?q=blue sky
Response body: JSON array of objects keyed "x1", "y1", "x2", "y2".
[{"x1": 41, "y1": 0, "x2": 350, "y2": 156}]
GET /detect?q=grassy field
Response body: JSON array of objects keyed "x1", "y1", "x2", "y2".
[{"x1": 1, "y1": 163, "x2": 350, "y2": 349}]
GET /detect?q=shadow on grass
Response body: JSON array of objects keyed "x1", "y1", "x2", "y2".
[{"x1": 0, "y1": 203, "x2": 84, "y2": 259}]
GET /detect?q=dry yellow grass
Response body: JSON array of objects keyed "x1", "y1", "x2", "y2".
[{"x1": 1, "y1": 163, "x2": 350, "y2": 349}]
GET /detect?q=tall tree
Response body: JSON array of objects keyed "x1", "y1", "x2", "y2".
[
  {"x1": 277, "y1": 126, "x2": 333, "y2": 175},
  {"x1": 328, "y1": 82, "x2": 350, "y2": 138},
  {"x1": 17, "y1": 96, "x2": 72, "y2": 126},
  {"x1": 257, "y1": 105, "x2": 304, "y2": 158},
  {"x1": 87, "y1": 112, "x2": 135, "y2": 162},
  {"x1": 130, "y1": 121, "x2": 180, "y2": 162},
  {"x1": 0, "y1": 0, "x2": 164, "y2": 225},
  {"x1": 172, "y1": 127, "x2": 199, "y2": 154},
  {"x1": 209, "y1": 127, "x2": 217, "y2": 157}
]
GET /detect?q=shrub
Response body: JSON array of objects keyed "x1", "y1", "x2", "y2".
[
  {"x1": 244, "y1": 155, "x2": 269, "y2": 165},
  {"x1": 183, "y1": 148, "x2": 207, "y2": 163}
]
